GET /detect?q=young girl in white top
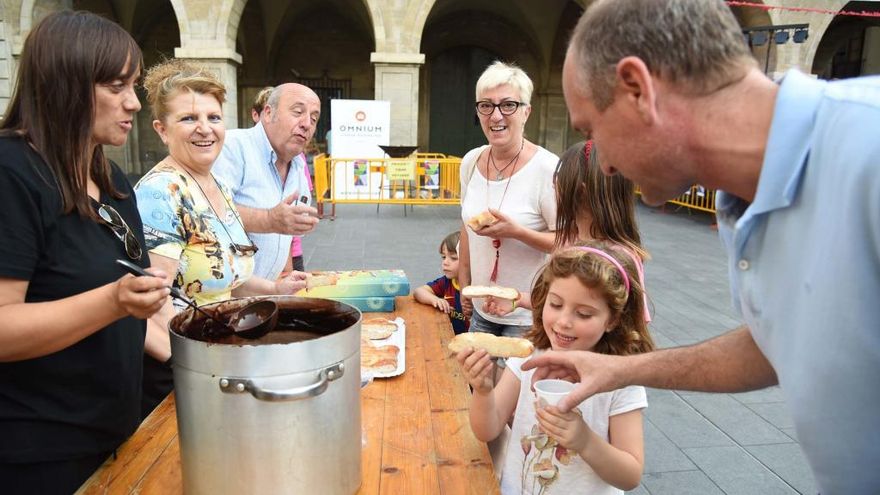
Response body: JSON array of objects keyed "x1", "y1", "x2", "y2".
[{"x1": 456, "y1": 240, "x2": 655, "y2": 494}]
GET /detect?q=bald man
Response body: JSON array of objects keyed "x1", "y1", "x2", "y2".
[{"x1": 214, "y1": 83, "x2": 321, "y2": 279}]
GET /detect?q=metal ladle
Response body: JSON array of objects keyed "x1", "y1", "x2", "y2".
[{"x1": 115, "y1": 259, "x2": 279, "y2": 339}]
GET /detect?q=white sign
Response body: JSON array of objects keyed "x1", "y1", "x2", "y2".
[{"x1": 330, "y1": 99, "x2": 390, "y2": 159}]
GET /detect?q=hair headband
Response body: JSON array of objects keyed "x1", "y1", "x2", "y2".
[{"x1": 570, "y1": 246, "x2": 630, "y2": 295}]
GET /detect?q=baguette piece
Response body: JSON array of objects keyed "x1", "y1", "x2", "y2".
[
  {"x1": 466, "y1": 211, "x2": 497, "y2": 231},
  {"x1": 461, "y1": 285, "x2": 520, "y2": 301},
  {"x1": 362, "y1": 318, "x2": 397, "y2": 340},
  {"x1": 306, "y1": 272, "x2": 339, "y2": 290},
  {"x1": 448, "y1": 332, "x2": 534, "y2": 358}
]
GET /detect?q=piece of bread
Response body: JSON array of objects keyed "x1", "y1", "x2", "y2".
[
  {"x1": 448, "y1": 332, "x2": 534, "y2": 358},
  {"x1": 362, "y1": 344, "x2": 400, "y2": 374},
  {"x1": 461, "y1": 285, "x2": 520, "y2": 301},
  {"x1": 306, "y1": 272, "x2": 339, "y2": 290},
  {"x1": 361, "y1": 318, "x2": 397, "y2": 340},
  {"x1": 466, "y1": 211, "x2": 497, "y2": 231}
]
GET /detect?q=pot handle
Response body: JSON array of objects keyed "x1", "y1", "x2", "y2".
[{"x1": 218, "y1": 362, "x2": 345, "y2": 402}]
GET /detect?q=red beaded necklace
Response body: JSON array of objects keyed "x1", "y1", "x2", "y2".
[{"x1": 486, "y1": 139, "x2": 524, "y2": 282}]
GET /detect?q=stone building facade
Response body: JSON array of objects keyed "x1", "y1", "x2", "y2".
[{"x1": 0, "y1": 0, "x2": 877, "y2": 173}]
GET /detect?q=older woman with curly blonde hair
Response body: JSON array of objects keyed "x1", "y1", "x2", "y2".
[{"x1": 136, "y1": 59, "x2": 306, "y2": 416}]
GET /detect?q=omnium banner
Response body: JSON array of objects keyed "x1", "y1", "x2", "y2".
[{"x1": 330, "y1": 99, "x2": 390, "y2": 159}]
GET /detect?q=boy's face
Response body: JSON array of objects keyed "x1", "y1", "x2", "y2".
[{"x1": 440, "y1": 245, "x2": 460, "y2": 280}]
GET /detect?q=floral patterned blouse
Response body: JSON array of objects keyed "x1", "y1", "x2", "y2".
[{"x1": 135, "y1": 163, "x2": 255, "y2": 306}]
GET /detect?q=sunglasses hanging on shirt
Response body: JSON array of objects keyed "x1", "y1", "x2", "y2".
[
  {"x1": 96, "y1": 202, "x2": 143, "y2": 260},
  {"x1": 181, "y1": 169, "x2": 259, "y2": 258}
]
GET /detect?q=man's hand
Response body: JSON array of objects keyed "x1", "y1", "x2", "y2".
[
  {"x1": 522, "y1": 350, "x2": 627, "y2": 412},
  {"x1": 267, "y1": 192, "x2": 319, "y2": 235}
]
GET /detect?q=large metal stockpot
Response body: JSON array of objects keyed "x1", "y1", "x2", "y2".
[{"x1": 169, "y1": 296, "x2": 362, "y2": 495}]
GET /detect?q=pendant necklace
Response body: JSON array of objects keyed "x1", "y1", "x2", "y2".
[
  {"x1": 488, "y1": 139, "x2": 524, "y2": 181},
  {"x1": 485, "y1": 140, "x2": 525, "y2": 282}
]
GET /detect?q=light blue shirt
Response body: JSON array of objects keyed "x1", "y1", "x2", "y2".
[
  {"x1": 213, "y1": 122, "x2": 311, "y2": 280},
  {"x1": 717, "y1": 70, "x2": 880, "y2": 494}
]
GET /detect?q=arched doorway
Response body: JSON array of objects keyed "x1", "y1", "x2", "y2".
[
  {"x1": 812, "y1": 1, "x2": 880, "y2": 78},
  {"x1": 237, "y1": 0, "x2": 374, "y2": 148},
  {"x1": 427, "y1": 46, "x2": 499, "y2": 157},
  {"x1": 421, "y1": 4, "x2": 545, "y2": 156}
]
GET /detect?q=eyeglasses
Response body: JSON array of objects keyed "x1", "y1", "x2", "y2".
[
  {"x1": 215, "y1": 203, "x2": 258, "y2": 258},
  {"x1": 97, "y1": 203, "x2": 143, "y2": 260},
  {"x1": 229, "y1": 242, "x2": 258, "y2": 257},
  {"x1": 475, "y1": 100, "x2": 525, "y2": 116}
]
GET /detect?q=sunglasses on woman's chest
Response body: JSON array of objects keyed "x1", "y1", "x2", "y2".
[{"x1": 96, "y1": 203, "x2": 143, "y2": 260}]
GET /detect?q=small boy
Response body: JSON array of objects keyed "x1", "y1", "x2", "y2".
[{"x1": 414, "y1": 231, "x2": 470, "y2": 334}]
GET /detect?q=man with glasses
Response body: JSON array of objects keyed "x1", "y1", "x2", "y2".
[{"x1": 214, "y1": 83, "x2": 321, "y2": 280}]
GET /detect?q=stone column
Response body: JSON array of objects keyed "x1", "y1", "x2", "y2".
[
  {"x1": 536, "y1": 92, "x2": 568, "y2": 155},
  {"x1": 371, "y1": 52, "x2": 425, "y2": 147},
  {"x1": 174, "y1": 47, "x2": 242, "y2": 129},
  {"x1": 0, "y1": 19, "x2": 13, "y2": 115}
]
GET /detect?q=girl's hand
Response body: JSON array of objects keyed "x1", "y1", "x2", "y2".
[
  {"x1": 482, "y1": 295, "x2": 516, "y2": 316},
  {"x1": 461, "y1": 294, "x2": 473, "y2": 318},
  {"x1": 275, "y1": 270, "x2": 308, "y2": 294},
  {"x1": 536, "y1": 404, "x2": 591, "y2": 453},
  {"x1": 115, "y1": 272, "x2": 170, "y2": 319},
  {"x1": 475, "y1": 209, "x2": 521, "y2": 240},
  {"x1": 432, "y1": 297, "x2": 451, "y2": 314},
  {"x1": 455, "y1": 347, "x2": 495, "y2": 394}
]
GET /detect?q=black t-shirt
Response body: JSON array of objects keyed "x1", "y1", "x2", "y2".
[{"x1": 0, "y1": 136, "x2": 149, "y2": 463}]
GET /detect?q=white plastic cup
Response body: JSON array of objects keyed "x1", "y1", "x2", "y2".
[{"x1": 534, "y1": 379, "x2": 575, "y2": 407}]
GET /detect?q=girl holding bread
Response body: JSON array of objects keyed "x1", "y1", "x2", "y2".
[{"x1": 455, "y1": 241, "x2": 655, "y2": 494}]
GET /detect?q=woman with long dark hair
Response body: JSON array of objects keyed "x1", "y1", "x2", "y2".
[{"x1": 0, "y1": 11, "x2": 169, "y2": 492}]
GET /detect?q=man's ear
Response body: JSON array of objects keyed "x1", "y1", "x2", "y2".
[
  {"x1": 152, "y1": 120, "x2": 168, "y2": 145},
  {"x1": 615, "y1": 56, "x2": 658, "y2": 125}
]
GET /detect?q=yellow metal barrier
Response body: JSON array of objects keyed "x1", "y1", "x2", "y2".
[
  {"x1": 636, "y1": 184, "x2": 717, "y2": 214},
  {"x1": 313, "y1": 153, "x2": 462, "y2": 218}
]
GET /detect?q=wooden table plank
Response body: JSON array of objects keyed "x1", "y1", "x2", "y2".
[
  {"x1": 360, "y1": 371, "x2": 388, "y2": 494},
  {"x1": 77, "y1": 395, "x2": 178, "y2": 494},
  {"x1": 434, "y1": 410, "x2": 497, "y2": 495},
  {"x1": 77, "y1": 297, "x2": 498, "y2": 494},
  {"x1": 378, "y1": 300, "x2": 440, "y2": 494},
  {"x1": 409, "y1": 300, "x2": 500, "y2": 495}
]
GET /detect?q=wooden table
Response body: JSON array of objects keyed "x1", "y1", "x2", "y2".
[{"x1": 77, "y1": 297, "x2": 499, "y2": 494}]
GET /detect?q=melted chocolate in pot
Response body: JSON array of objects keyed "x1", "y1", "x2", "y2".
[{"x1": 177, "y1": 303, "x2": 359, "y2": 345}]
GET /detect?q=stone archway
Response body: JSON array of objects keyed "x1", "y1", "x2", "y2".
[
  {"x1": 811, "y1": 1, "x2": 880, "y2": 78},
  {"x1": 420, "y1": 0, "x2": 570, "y2": 156}
]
